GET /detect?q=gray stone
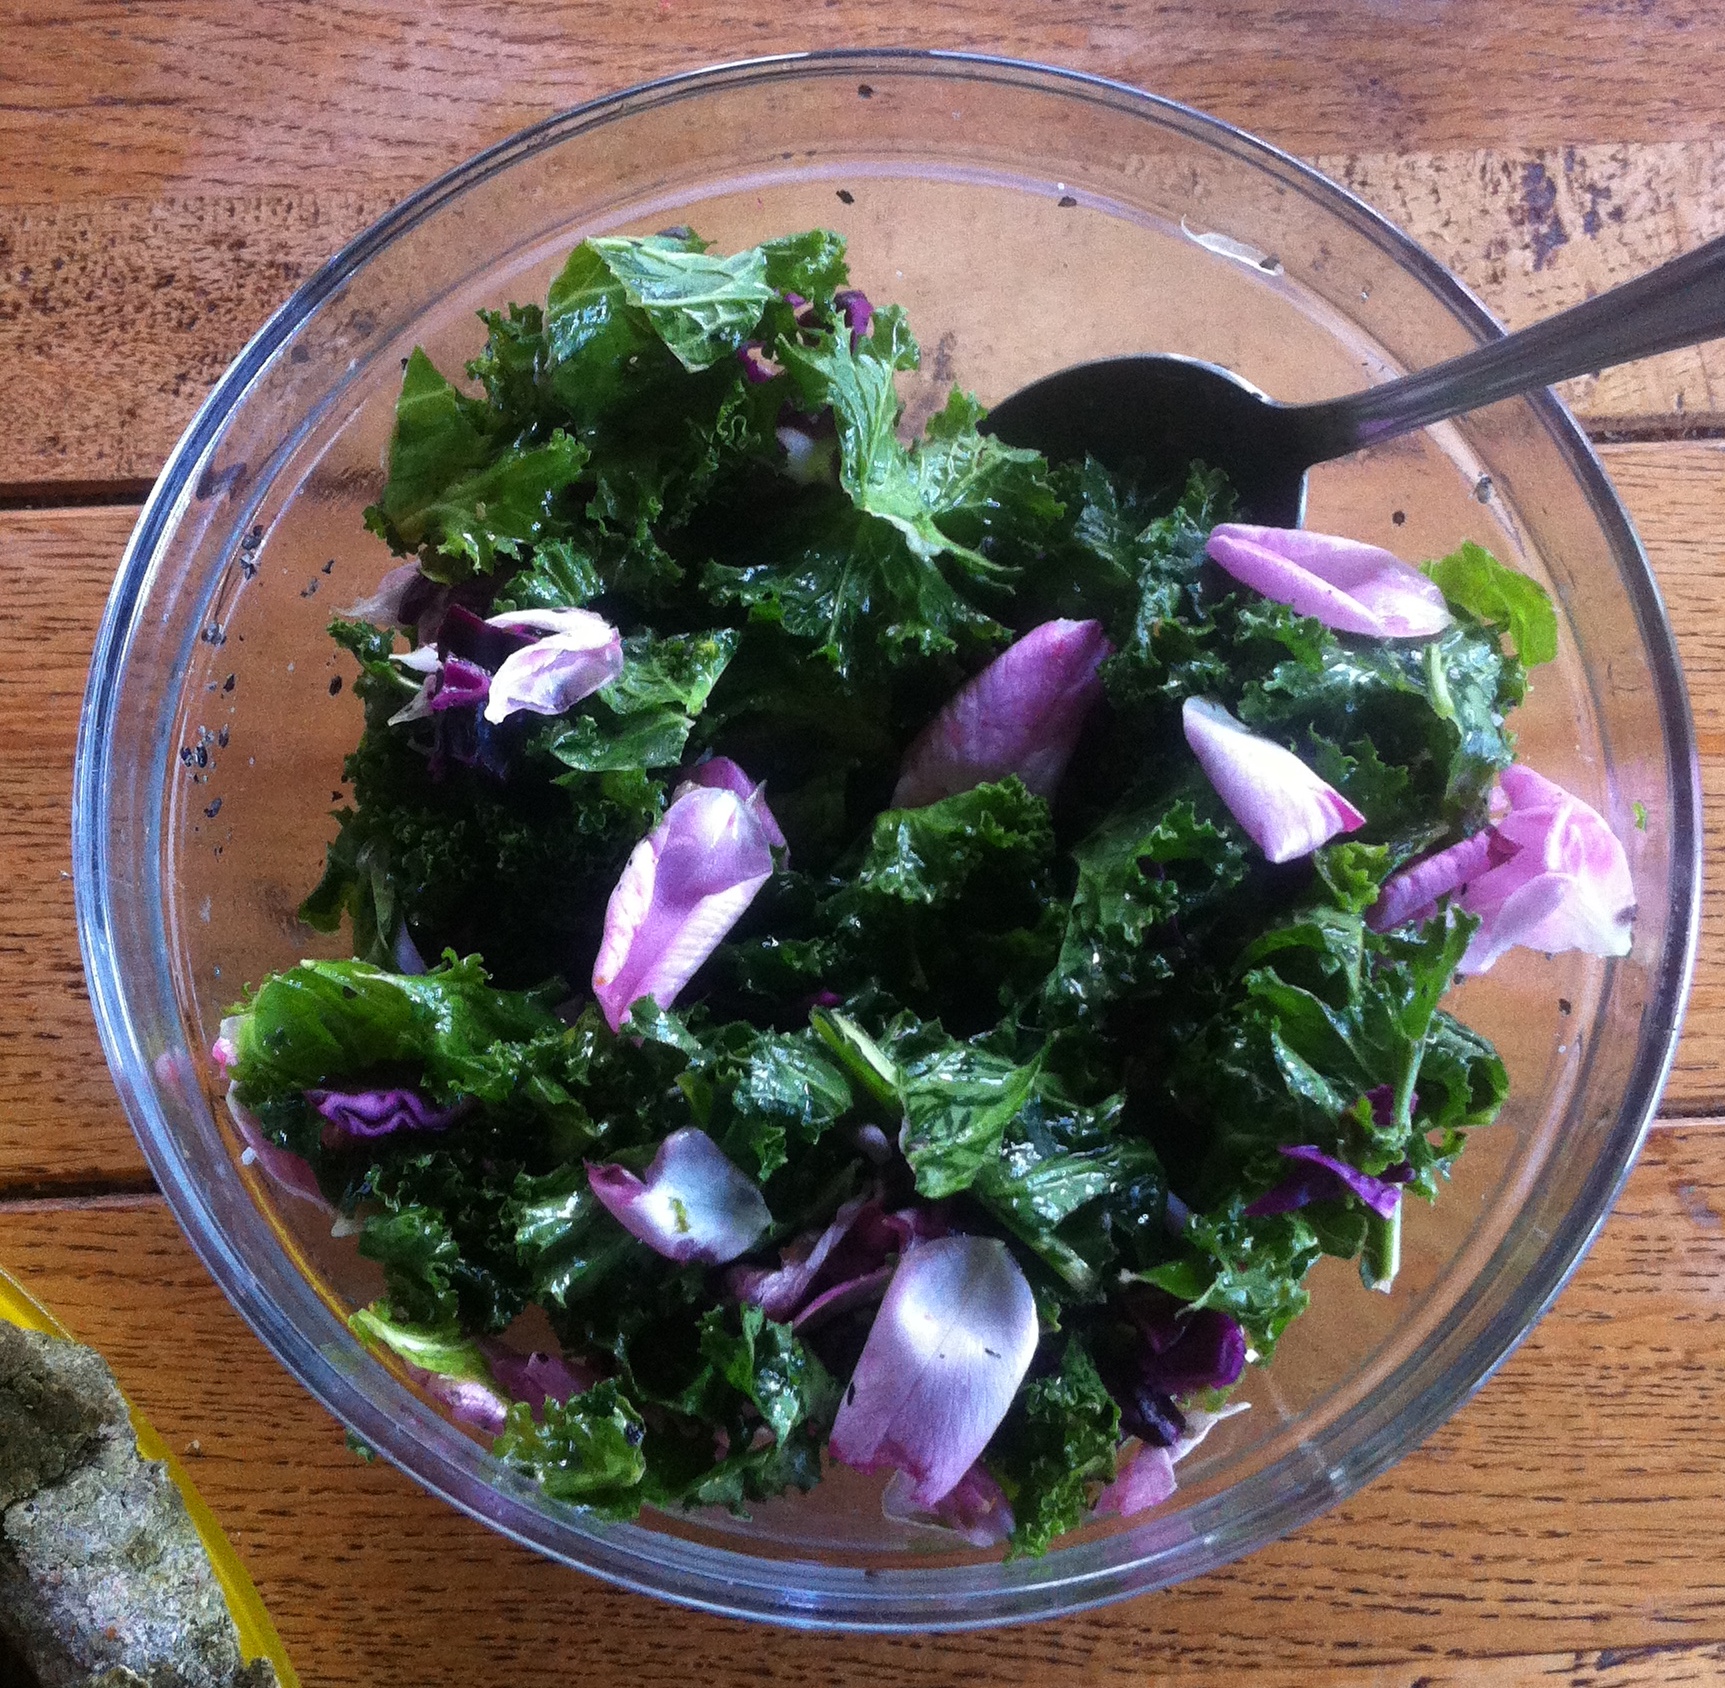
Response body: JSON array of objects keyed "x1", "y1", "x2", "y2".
[{"x1": 0, "y1": 1325, "x2": 277, "y2": 1688}]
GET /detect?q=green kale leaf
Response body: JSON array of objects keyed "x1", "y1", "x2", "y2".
[
  {"x1": 987, "y1": 1338, "x2": 1120, "y2": 1556},
  {"x1": 1425, "y1": 540, "x2": 1559, "y2": 666},
  {"x1": 493, "y1": 1381, "x2": 649, "y2": 1514}
]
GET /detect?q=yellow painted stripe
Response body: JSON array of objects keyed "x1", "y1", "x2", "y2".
[{"x1": 0, "y1": 1266, "x2": 298, "y2": 1687}]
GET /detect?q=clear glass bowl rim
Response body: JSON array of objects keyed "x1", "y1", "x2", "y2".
[{"x1": 72, "y1": 48, "x2": 1703, "y2": 1631}]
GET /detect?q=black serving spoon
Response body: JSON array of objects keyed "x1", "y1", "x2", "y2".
[{"x1": 983, "y1": 232, "x2": 1725, "y2": 526}]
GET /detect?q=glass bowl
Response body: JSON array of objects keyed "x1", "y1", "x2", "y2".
[{"x1": 73, "y1": 50, "x2": 1700, "y2": 1629}]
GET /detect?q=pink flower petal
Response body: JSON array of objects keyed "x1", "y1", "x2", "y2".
[
  {"x1": 224, "y1": 1091, "x2": 327, "y2": 1207},
  {"x1": 209, "y1": 1019, "x2": 240, "y2": 1073},
  {"x1": 728, "y1": 1195, "x2": 871, "y2": 1320},
  {"x1": 1092, "y1": 1440, "x2": 1177, "y2": 1519},
  {"x1": 1367, "y1": 830, "x2": 1497, "y2": 932},
  {"x1": 586, "y1": 1127, "x2": 771, "y2": 1265},
  {"x1": 1371, "y1": 764, "x2": 1635, "y2": 974},
  {"x1": 892, "y1": 619, "x2": 1113, "y2": 809},
  {"x1": 882, "y1": 1460, "x2": 1016, "y2": 1547},
  {"x1": 1182, "y1": 697, "x2": 1365, "y2": 863},
  {"x1": 1482, "y1": 768, "x2": 1635, "y2": 960},
  {"x1": 478, "y1": 1339, "x2": 596, "y2": 1417},
  {"x1": 678, "y1": 756, "x2": 788, "y2": 852},
  {"x1": 828, "y1": 1234, "x2": 1039, "y2": 1508},
  {"x1": 1206, "y1": 524, "x2": 1453, "y2": 638},
  {"x1": 481, "y1": 608, "x2": 624, "y2": 724},
  {"x1": 341, "y1": 561, "x2": 424, "y2": 626},
  {"x1": 592, "y1": 783, "x2": 777, "y2": 1030},
  {"x1": 1460, "y1": 872, "x2": 1576, "y2": 974},
  {"x1": 791, "y1": 1264, "x2": 895, "y2": 1334}
]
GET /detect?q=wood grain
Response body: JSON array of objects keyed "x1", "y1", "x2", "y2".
[
  {"x1": 9, "y1": 144, "x2": 1725, "y2": 484},
  {"x1": 3, "y1": 1126, "x2": 1723, "y2": 1684},
  {"x1": 0, "y1": 505, "x2": 148, "y2": 1192},
  {"x1": 9, "y1": 0, "x2": 1725, "y2": 209},
  {"x1": 8, "y1": 4, "x2": 1725, "y2": 487}
]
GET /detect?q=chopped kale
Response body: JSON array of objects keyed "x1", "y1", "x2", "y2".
[{"x1": 217, "y1": 227, "x2": 1544, "y2": 1552}]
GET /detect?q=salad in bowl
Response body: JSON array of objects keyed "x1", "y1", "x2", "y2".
[{"x1": 210, "y1": 226, "x2": 1634, "y2": 1557}]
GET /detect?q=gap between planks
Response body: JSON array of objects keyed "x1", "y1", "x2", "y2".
[{"x1": 0, "y1": 1179, "x2": 159, "y2": 1210}]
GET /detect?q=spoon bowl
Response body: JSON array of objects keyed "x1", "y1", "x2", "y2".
[
  {"x1": 984, "y1": 354, "x2": 1312, "y2": 525},
  {"x1": 987, "y1": 229, "x2": 1725, "y2": 524}
]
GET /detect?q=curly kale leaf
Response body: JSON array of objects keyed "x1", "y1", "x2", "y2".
[
  {"x1": 364, "y1": 349, "x2": 590, "y2": 580},
  {"x1": 493, "y1": 1381, "x2": 648, "y2": 1515},
  {"x1": 1425, "y1": 540, "x2": 1558, "y2": 667},
  {"x1": 974, "y1": 1090, "x2": 1169, "y2": 1297},
  {"x1": 987, "y1": 1338, "x2": 1120, "y2": 1556}
]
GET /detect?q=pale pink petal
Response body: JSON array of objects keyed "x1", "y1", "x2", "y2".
[
  {"x1": 342, "y1": 561, "x2": 424, "y2": 626},
  {"x1": 210, "y1": 1014, "x2": 243, "y2": 1073},
  {"x1": 1367, "y1": 830, "x2": 1497, "y2": 932},
  {"x1": 586, "y1": 1127, "x2": 771, "y2": 1265},
  {"x1": 1171, "y1": 1399, "x2": 1250, "y2": 1459},
  {"x1": 1452, "y1": 765, "x2": 1635, "y2": 974},
  {"x1": 387, "y1": 673, "x2": 439, "y2": 726},
  {"x1": 592, "y1": 784, "x2": 776, "y2": 1030},
  {"x1": 892, "y1": 619, "x2": 1113, "y2": 809},
  {"x1": 478, "y1": 1339, "x2": 596, "y2": 1416},
  {"x1": 225, "y1": 1091, "x2": 327, "y2": 1207},
  {"x1": 792, "y1": 1264, "x2": 895, "y2": 1334},
  {"x1": 1206, "y1": 524, "x2": 1453, "y2": 638},
  {"x1": 678, "y1": 756, "x2": 788, "y2": 851},
  {"x1": 1092, "y1": 1440, "x2": 1177, "y2": 1519},
  {"x1": 484, "y1": 607, "x2": 614, "y2": 639},
  {"x1": 728, "y1": 1195, "x2": 869, "y2": 1320},
  {"x1": 483, "y1": 610, "x2": 624, "y2": 724},
  {"x1": 1459, "y1": 872, "x2": 1574, "y2": 974},
  {"x1": 828, "y1": 1235, "x2": 1039, "y2": 1508},
  {"x1": 881, "y1": 1461, "x2": 1016, "y2": 1548},
  {"x1": 1182, "y1": 697, "x2": 1365, "y2": 863}
]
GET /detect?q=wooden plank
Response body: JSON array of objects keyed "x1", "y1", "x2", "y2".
[
  {"x1": 2, "y1": 442, "x2": 1721, "y2": 1193},
  {"x1": 0, "y1": 506, "x2": 150, "y2": 1192},
  {"x1": 1410, "y1": 1647, "x2": 1725, "y2": 1688},
  {"x1": 3, "y1": 1127, "x2": 1724, "y2": 1682},
  {"x1": 1323, "y1": 144, "x2": 1725, "y2": 436},
  {"x1": 1597, "y1": 442, "x2": 1725, "y2": 1115},
  {"x1": 5, "y1": 0, "x2": 1725, "y2": 209},
  {"x1": 6, "y1": 117, "x2": 1725, "y2": 477}
]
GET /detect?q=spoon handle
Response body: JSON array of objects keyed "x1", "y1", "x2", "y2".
[{"x1": 1292, "y1": 230, "x2": 1725, "y2": 456}]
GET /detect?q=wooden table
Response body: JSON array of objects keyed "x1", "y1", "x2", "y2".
[{"x1": 6, "y1": 7, "x2": 1725, "y2": 1683}]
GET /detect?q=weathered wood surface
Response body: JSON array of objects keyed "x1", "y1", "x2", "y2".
[
  {"x1": 9, "y1": 3, "x2": 1725, "y2": 1678},
  {"x1": 2, "y1": 1124, "x2": 1723, "y2": 1685},
  {"x1": 8, "y1": 0, "x2": 1725, "y2": 482},
  {"x1": 7, "y1": 148, "x2": 1725, "y2": 485}
]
